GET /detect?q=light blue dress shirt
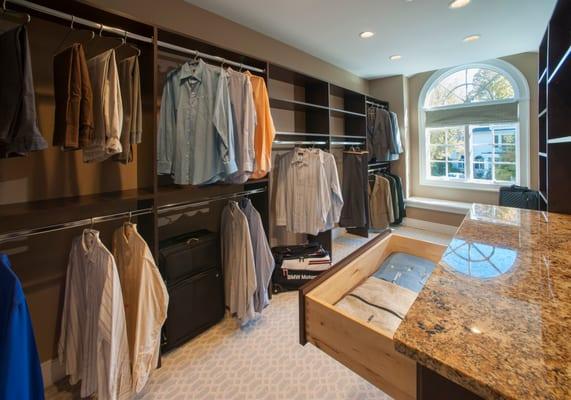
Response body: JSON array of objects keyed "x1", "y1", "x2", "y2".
[{"x1": 158, "y1": 60, "x2": 237, "y2": 185}]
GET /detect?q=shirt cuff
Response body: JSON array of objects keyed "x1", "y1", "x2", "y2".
[
  {"x1": 105, "y1": 137, "x2": 122, "y2": 155},
  {"x1": 157, "y1": 160, "x2": 172, "y2": 174}
]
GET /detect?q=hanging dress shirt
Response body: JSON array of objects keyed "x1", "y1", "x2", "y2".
[
  {"x1": 112, "y1": 224, "x2": 168, "y2": 394},
  {"x1": 225, "y1": 68, "x2": 256, "y2": 183},
  {"x1": 157, "y1": 60, "x2": 237, "y2": 185},
  {"x1": 238, "y1": 198, "x2": 275, "y2": 313},
  {"x1": 388, "y1": 111, "x2": 404, "y2": 161},
  {"x1": 52, "y1": 43, "x2": 94, "y2": 150},
  {"x1": 246, "y1": 71, "x2": 275, "y2": 179},
  {"x1": 0, "y1": 25, "x2": 47, "y2": 158},
  {"x1": 114, "y1": 55, "x2": 142, "y2": 163},
  {"x1": 367, "y1": 107, "x2": 392, "y2": 162},
  {"x1": 220, "y1": 201, "x2": 257, "y2": 326},
  {"x1": 0, "y1": 254, "x2": 44, "y2": 400},
  {"x1": 58, "y1": 230, "x2": 131, "y2": 400},
  {"x1": 84, "y1": 49, "x2": 123, "y2": 162},
  {"x1": 275, "y1": 148, "x2": 343, "y2": 235}
]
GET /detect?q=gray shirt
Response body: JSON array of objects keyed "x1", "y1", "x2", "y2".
[
  {"x1": 157, "y1": 60, "x2": 237, "y2": 185},
  {"x1": 221, "y1": 201, "x2": 257, "y2": 326},
  {"x1": 225, "y1": 68, "x2": 256, "y2": 183},
  {"x1": 239, "y1": 198, "x2": 274, "y2": 312}
]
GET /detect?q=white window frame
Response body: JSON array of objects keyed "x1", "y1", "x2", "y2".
[{"x1": 418, "y1": 60, "x2": 530, "y2": 191}]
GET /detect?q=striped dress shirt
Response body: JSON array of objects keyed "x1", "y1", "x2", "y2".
[
  {"x1": 58, "y1": 229, "x2": 131, "y2": 400},
  {"x1": 238, "y1": 198, "x2": 275, "y2": 313},
  {"x1": 275, "y1": 148, "x2": 343, "y2": 235},
  {"x1": 112, "y1": 224, "x2": 169, "y2": 394}
]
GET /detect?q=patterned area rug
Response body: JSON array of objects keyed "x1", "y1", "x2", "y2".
[{"x1": 47, "y1": 291, "x2": 390, "y2": 400}]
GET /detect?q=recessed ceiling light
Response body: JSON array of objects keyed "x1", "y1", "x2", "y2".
[
  {"x1": 463, "y1": 34, "x2": 481, "y2": 42},
  {"x1": 359, "y1": 31, "x2": 375, "y2": 39},
  {"x1": 389, "y1": 55, "x2": 402, "y2": 61},
  {"x1": 449, "y1": 0, "x2": 471, "y2": 9}
]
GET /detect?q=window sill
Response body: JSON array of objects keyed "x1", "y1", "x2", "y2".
[
  {"x1": 406, "y1": 197, "x2": 472, "y2": 215},
  {"x1": 419, "y1": 179, "x2": 505, "y2": 192}
]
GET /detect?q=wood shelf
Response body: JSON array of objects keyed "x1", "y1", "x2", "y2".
[
  {"x1": 270, "y1": 97, "x2": 330, "y2": 112},
  {"x1": 330, "y1": 107, "x2": 366, "y2": 118}
]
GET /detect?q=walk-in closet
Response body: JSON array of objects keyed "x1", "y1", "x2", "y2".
[{"x1": 1, "y1": 0, "x2": 568, "y2": 399}]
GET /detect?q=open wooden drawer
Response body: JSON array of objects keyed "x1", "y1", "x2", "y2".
[{"x1": 299, "y1": 233, "x2": 447, "y2": 400}]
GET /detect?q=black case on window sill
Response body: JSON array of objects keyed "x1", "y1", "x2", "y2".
[{"x1": 159, "y1": 230, "x2": 224, "y2": 351}]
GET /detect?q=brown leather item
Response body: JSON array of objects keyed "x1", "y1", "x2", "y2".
[{"x1": 52, "y1": 43, "x2": 94, "y2": 150}]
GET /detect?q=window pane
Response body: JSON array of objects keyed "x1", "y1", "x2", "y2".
[
  {"x1": 446, "y1": 128, "x2": 464, "y2": 145},
  {"x1": 494, "y1": 145, "x2": 516, "y2": 162},
  {"x1": 447, "y1": 145, "x2": 464, "y2": 161},
  {"x1": 495, "y1": 164, "x2": 516, "y2": 182},
  {"x1": 472, "y1": 127, "x2": 493, "y2": 145},
  {"x1": 430, "y1": 145, "x2": 446, "y2": 161},
  {"x1": 426, "y1": 67, "x2": 515, "y2": 108},
  {"x1": 448, "y1": 162, "x2": 465, "y2": 179},
  {"x1": 430, "y1": 162, "x2": 446, "y2": 177},
  {"x1": 495, "y1": 128, "x2": 516, "y2": 144},
  {"x1": 473, "y1": 144, "x2": 493, "y2": 163},
  {"x1": 429, "y1": 129, "x2": 446, "y2": 144},
  {"x1": 473, "y1": 162, "x2": 492, "y2": 180}
]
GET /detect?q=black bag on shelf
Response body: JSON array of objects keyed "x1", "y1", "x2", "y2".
[
  {"x1": 499, "y1": 185, "x2": 540, "y2": 211},
  {"x1": 159, "y1": 230, "x2": 224, "y2": 351},
  {"x1": 271, "y1": 243, "x2": 331, "y2": 293}
]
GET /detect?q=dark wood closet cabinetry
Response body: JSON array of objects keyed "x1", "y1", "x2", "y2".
[
  {"x1": 0, "y1": 0, "x2": 391, "y2": 361},
  {"x1": 537, "y1": 0, "x2": 571, "y2": 214}
]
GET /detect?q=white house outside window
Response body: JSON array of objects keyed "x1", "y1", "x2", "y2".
[{"x1": 419, "y1": 60, "x2": 530, "y2": 190}]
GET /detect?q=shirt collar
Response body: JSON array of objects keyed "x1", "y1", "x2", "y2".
[
  {"x1": 179, "y1": 59, "x2": 205, "y2": 82},
  {"x1": 81, "y1": 229, "x2": 100, "y2": 261},
  {"x1": 290, "y1": 148, "x2": 324, "y2": 166}
]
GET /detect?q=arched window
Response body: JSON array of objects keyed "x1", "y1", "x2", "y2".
[{"x1": 419, "y1": 60, "x2": 530, "y2": 189}]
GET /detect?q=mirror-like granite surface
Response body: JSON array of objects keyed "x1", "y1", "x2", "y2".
[{"x1": 394, "y1": 204, "x2": 571, "y2": 399}]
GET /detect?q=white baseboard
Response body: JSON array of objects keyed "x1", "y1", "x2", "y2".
[
  {"x1": 401, "y1": 217, "x2": 459, "y2": 236},
  {"x1": 41, "y1": 358, "x2": 65, "y2": 388}
]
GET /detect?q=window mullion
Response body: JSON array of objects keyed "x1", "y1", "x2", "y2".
[{"x1": 465, "y1": 125, "x2": 471, "y2": 181}]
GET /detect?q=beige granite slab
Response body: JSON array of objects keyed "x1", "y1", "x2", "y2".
[{"x1": 394, "y1": 204, "x2": 571, "y2": 400}]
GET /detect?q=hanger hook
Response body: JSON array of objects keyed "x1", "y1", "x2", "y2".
[
  {"x1": 193, "y1": 50, "x2": 199, "y2": 61},
  {"x1": 2, "y1": 0, "x2": 6, "y2": 12},
  {"x1": 90, "y1": 217, "x2": 94, "y2": 229},
  {"x1": 128, "y1": 211, "x2": 132, "y2": 223},
  {"x1": 98, "y1": 24, "x2": 104, "y2": 37},
  {"x1": 70, "y1": 15, "x2": 75, "y2": 30}
]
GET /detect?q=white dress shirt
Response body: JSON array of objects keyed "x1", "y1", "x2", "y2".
[
  {"x1": 58, "y1": 229, "x2": 131, "y2": 400},
  {"x1": 275, "y1": 148, "x2": 343, "y2": 235},
  {"x1": 112, "y1": 223, "x2": 169, "y2": 394}
]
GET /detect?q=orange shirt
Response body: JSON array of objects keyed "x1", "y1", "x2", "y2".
[{"x1": 246, "y1": 72, "x2": 275, "y2": 179}]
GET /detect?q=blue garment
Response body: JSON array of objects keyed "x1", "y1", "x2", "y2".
[
  {"x1": 0, "y1": 254, "x2": 44, "y2": 400},
  {"x1": 374, "y1": 252, "x2": 435, "y2": 293},
  {"x1": 157, "y1": 59, "x2": 237, "y2": 185}
]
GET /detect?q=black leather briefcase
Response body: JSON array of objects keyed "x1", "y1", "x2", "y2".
[
  {"x1": 499, "y1": 185, "x2": 540, "y2": 210},
  {"x1": 159, "y1": 230, "x2": 224, "y2": 351}
]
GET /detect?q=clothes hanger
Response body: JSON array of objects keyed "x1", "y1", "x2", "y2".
[
  {"x1": 1, "y1": 0, "x2": 31, "y2": 24},
  {"x1": 54, "y1": 16, "x2": 95, "y2": 54},
  {"x1": 115, "y1": 31, "x2": 141, "y2": 59}
]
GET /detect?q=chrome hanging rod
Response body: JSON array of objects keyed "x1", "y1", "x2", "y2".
[
  {"x1": 157, "y1": 40, "x2": 265, "y2": 74},
  {"x1": 5, "y1": 0, "x2": 153, "y2": 44},
  {"x1": 366, "y1": 100, "x2": 389, "y2": 109},
  {"x1": 331, "y1": 141, "x2": 365, "y2": 146},
  {"x1": 158, "y1": 187, "x2": 267, "y2": 215},
  {"x1": 0, "y1": 207, "x2": 154, "y2": 244},
  {"x1": 273, "y1": 140, "x2": 328, "y2": 146},
  {"x1": 275, "y1": 132, "x2": 329, "y2": 138}
]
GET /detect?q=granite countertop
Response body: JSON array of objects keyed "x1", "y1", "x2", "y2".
[{"x1": 394, "y1": 204, "x2": 571, "y2": 400}]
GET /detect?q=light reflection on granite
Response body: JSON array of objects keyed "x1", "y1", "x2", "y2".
[{"x1": 394, "y1": 204, "x2": 571, "y2": 400}]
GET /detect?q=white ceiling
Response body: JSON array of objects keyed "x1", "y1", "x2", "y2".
[{"x1": 184, "y1": 0, "x2": 556, "y2": 79}]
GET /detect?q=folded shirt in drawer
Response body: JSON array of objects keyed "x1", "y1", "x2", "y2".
[
  {"x1": 374, "y1": 252, "x2": 436, "y2": 293},
  {"x1": 336, "y1": 277, "x2": 418, "y2": 334}
]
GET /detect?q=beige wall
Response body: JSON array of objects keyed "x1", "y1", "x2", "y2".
[
  {"x1": 407, "y1": 52, "x2": 539, "y2": 204},
  {"x1": 85, "y1": 0, "x2": 368, "y2": 93}
]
